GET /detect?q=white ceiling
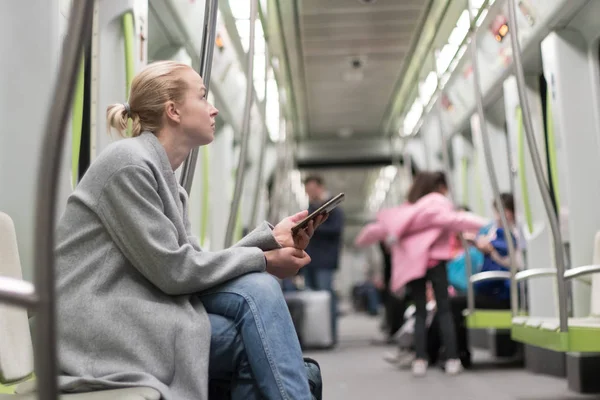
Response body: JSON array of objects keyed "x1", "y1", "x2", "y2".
[
  {"x1": 289, "y1": 0, "x2": 431, "y2": 139},
  {"x1": 275, "y1": 0, "x2": 432, "y2": 236}
]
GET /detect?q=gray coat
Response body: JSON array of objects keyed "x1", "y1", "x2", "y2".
[{"x1": 55, "y1": 132, "x2": 281, "y2": 399}]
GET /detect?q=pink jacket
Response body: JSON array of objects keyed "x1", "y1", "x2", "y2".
[{"x1": 355, "y1": 193, "x2": 488, "y2": 293}]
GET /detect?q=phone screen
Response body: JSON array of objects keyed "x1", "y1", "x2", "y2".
[{"x1": 291, "y1": 193, "x2": 345, "y2": 235}]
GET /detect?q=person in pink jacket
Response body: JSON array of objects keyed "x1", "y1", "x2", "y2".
[{"x1": 355, "y1": 171, "x2": 487, "y2": 376}]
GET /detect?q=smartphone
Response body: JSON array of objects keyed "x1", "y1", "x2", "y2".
[{"x1": 291, "y1": 193, "x2": 345, "y2": 235}]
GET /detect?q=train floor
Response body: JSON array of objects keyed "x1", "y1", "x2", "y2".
[{"x1": 304, "y1": 311, "x2": 600, "y2": 400}]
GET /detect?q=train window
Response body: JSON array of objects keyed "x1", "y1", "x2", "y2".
[
  {"x1": 539, "y1": 74, "x2": 558, "y2": 215},
  {"x1": 78, "y1": 41, "x2": 92, "y2": 181}
]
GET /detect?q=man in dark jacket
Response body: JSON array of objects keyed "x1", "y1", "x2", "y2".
[{"x1": 302, "y1": 175, "x2": 344, "y2": 345}]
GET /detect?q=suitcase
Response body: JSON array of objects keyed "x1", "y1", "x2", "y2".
[
  {"x1": 285, "y1": 296, "x2": 305, "y2": 346},
  {"x1": 284, "y1": 290, "x2": 333, "y2": 349}
]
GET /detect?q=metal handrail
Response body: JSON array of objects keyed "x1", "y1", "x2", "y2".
[
  {"x1": 249, "y1": 47, "x2": 269, "y2": 228},
  {"x1": 563, "y1": 265, "x2": 600, "y2": 281},
  {"x1": 0, "y1": 277, "x2": 38, "y2": 308},
  {"x1": 515, "y1": 268, "x2": 557, "y2": 282},
  {"x1": 507, "y1": 0, "x2": 569, "y2": 333},
  {"x1": 470, "y1": 270, "x2": 512, "y2": 284},
  {"x1": 31, "y1": 1, "x2": 96, "y2": 398},
  {"x1": 432, "y1": 52, "x2": 476, "y2": 314},
  {"x1": 467, "y1": 0, "x2": 519, "y2": 317},
  {"x1": 180, "y1": 0, "x2": 219, "y2": 194},
  {"x1": 224, "y1": 0, "x2": 258, "y2": 247}
]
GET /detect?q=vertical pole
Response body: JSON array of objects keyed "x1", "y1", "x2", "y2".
[
  {"x1": 224, "y1": 0, "x2": 258, "y2": 247},
  {"x1": 180, "y1": 0, "x2": 219, "y2": 194},
  {"x1": 467, "y1": 0, "x2": 518, "y2": 317},
  {"x1": 507, "y1": 0, "x2": 568, "y2": 330},
  {"x1": 34, "y1": 1, "x2": 95, "y2": 398},
  {"x1": 432, "y1": 50, "x2": 476, "y2": 314},
  {"x1": 250, "y1": 47, "x2": 270, "y2": 227}
]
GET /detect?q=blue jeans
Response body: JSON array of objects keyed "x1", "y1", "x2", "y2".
[
  {"x1": 356, "y1": 282, "x2": 380, "y2": 315},
  {"x1": 199, "y1": 272, "x2": 311, "y2": 400},
  {"x1": 302, "y1": 267, "x2": 337, "y2": 343},
  {"x1": 208, "y1": 314, "x2": 259, "y2": 399}
]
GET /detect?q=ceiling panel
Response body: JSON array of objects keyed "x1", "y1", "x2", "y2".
[
  {"x1": 275, "y1": 0, "x2": 432, "y2": 243},
  {"x1": 291, "y1": 0, "x2": 431, "y2": 139},
  {"x1": 301, "y1": 167, "x2": 381, "y2": 219}
]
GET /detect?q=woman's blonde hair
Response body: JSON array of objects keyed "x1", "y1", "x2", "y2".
[{"x1": 106, "y1": 60, "x2": 192, "y2": 137}]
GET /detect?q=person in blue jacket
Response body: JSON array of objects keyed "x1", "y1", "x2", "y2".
[
  {"x1": 302, "y1": 175, "x2": 345, "y2": 345},
  {"x1": 446, "y1": 206, "x2": 485, "y2": 295},
  {"x1": 472, "y1": 193, "x2": 518, "y2": 308}
]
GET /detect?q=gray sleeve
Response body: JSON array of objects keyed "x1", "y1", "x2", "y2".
[
  {"x1": 234, "y1": 221, "x2": 282, "y2": 251},
  {"x1": 177, "y1": 185, "x2": 280, "y2": 252},
  {"x1": 97, "y1": 165, "x2": 267, "y2": 295}
]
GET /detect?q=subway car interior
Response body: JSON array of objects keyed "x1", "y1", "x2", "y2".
[{"x1": 2, "y1": 0, "x2": 600, "y2": 398}]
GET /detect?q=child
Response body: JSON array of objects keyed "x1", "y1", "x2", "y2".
[
  {"x1": 472, "y1": 193, "x2": 519, "y2": 308},
  {"x1": 356, "y1": 171, "x2": 488, "y2": 376}
]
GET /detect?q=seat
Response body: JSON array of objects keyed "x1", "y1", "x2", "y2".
[
  {"x1": 0, "y1": 387, "x2": 160, "y2": 400},
  {"x1": 465, "y1": 309, "x2": 513, "y2": 329},
  {"x1": 0, "y1": 212, "x2": 160, "y2": 399},
  {"x1": 510, "y1": 231, "x2": 600, "y2": 353},
  {"x1": 511, "y1": 315, "x2": 600, "y2": 353}
]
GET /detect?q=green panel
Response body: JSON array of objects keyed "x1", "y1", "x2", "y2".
[
  {"x1": 473, "y1": 152, "x2": 486, "y2": 215},
  {"x1": 122, "y1": 12, "x2": 136, "y2": 137},
  {"x1": 231, "y1": 169, "x2": 243, "y2": 244},
  {"x1": 0, "y1": 374, "x2": 34, "y2": 394},
  {"x1": 234, "y1": 205, "x2": 243, "y2": 243},
  {"x1": 200, "y1": 146, "x2": 210, "y2": 247},
  {"x1": 546, "y1": 95, "x2": 561, "y2": 210},
  {"x1": 568, "y1": 325, "x2": 600, "y2": 352},
  {"x1": 516, "y1": 106, "x2": 534, "y2": 234},
  {"x1": 71, "y1": 57, "x2": 85, "y2": 188},
  {"x1": 461, "y1": 157, "x2": 468, "y2": 205},
  {"x1": 0, "y1": 384, "x2": 13, "y2": 394},
  {"x1": 511, "y1": 322, "x2": 600, "y2": 353},
  {"x1": 511, "y1": 323, "x2": 569, "y2": 352},
  {"x1": 465, "y1": 310, "x2": 513, "y2": 329}
]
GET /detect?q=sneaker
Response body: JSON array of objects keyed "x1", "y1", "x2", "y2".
[
  {"x1": 371, "y1": 330, "x2": 393, "y2": 345},
  {"x1": 459, "y1": 351, "x2": 472, "y2": 369},
  {"x1": 383, "y1": 348, "x2": 414, "y2": 369},
  {"x1": 395, "y1": 352, "x2": 414, "y2": 370},
  {"x1": 445, "y1": 358, "x2": 463, "y2": 375},
  {"x1": 383, "y1": 348, "x2": 402, "y2": 364},
  {"x1": 412, "y1": 359, "x2": 428, "y2": 377},
  {"x1": 304, "y1": 357, "x2": 322, "y2": 400}
]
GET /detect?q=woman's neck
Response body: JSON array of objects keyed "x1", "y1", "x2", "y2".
[{"x1": 155, "y1": 129, "x2": 193, "y2": 171}]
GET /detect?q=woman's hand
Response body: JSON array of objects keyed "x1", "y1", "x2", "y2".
[
  {"x1": 272, "y1": 210, "x2": 327, "y2": 250},
  {"x1": 264, "y1": 248, "x2": 312, "y2": 279},
  {"x1": 475, "y1": 237, "x2": 494, "y2": 254}
]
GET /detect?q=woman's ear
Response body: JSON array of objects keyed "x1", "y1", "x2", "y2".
[{"x1": 165, "y1": 101, "x2": 181, "y2": 124}]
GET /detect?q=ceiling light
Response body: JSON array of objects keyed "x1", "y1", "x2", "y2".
[
  {"x1": 343, "y1": 70, "x2": 364, "y2": 82},
  {"x1": 338, "y1": 128, "x2": 353, "y2": 138}
]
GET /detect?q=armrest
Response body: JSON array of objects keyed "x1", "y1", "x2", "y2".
[
  {"x1": 470, "y1": 271, "x2": 512, "y2": 284},
  {"x1": 515, "y1": 268, "x2": 557, "y2": 282},
  {"x1": 0, "y1": 276, "x2": 37, "y2": 308},
  {"x1": 563, "y1": 265, "x2": 600, "y2": 281}
]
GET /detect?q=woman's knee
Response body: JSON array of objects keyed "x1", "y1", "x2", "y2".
[{"x1": 233, "y1": 272, "x2": 284, "y2": 302}]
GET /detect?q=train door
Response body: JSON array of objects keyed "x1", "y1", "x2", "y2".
[{"x1": 541, "y1": 23, "x2": 600, "y2": 318}]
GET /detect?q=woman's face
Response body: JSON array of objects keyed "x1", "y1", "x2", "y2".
[
  {"x1": 437, "y1": 184, "x2": 449, "y2": 196},
  {"x1": 177, "y1": 68, "x2": 219, "y2": 146}
]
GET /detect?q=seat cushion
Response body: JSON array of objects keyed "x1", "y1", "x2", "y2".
[
  {"x1": 0, "y1": 213, "x2": 34, "y2": 383},
  {"x1": 5, "y1": 383, "x2": 160, "y2": 400}
]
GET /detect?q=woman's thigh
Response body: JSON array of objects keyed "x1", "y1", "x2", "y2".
[{"x1": 199, "y1": 272, "x2": 285, "y2": 318}]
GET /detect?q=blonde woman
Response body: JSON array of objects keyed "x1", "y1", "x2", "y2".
[{"x1": 55, "y1": 61, "x2": 323, "y2": 400}]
